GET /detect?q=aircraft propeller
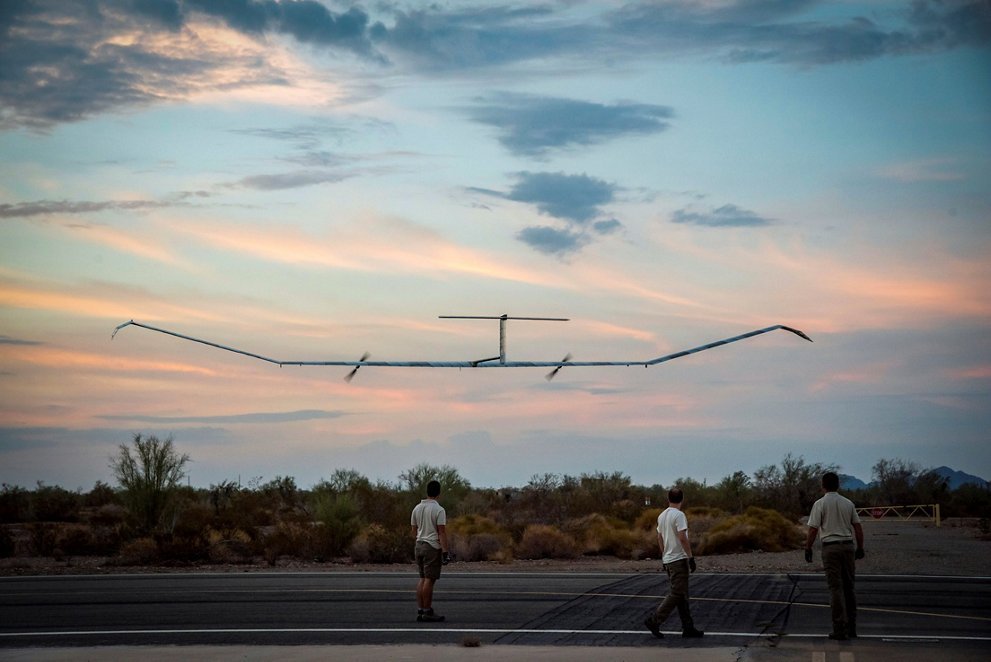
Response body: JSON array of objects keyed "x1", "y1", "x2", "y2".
[
  {"x1": 545, "y1": 353, "x2": 572, "y2": 381},
  {"x1": 344, "y1": 352, "x2": 371, "y2": 382}
]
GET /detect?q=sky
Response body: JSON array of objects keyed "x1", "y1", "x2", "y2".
[{"x1": 1, "y1": 0, "x2": 989, "y2": 493}]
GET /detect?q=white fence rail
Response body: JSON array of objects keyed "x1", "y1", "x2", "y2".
[{"x1": 856, "y1": 503, "x2": 941, "y2": 527}]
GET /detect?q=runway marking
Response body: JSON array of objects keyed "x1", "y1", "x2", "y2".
[
  {"x1": 1, "y1": 628, "x2": 990, "y2": 641},
  {"x1": 5, "y1": 586, "x2": 989, "y2": 624}
]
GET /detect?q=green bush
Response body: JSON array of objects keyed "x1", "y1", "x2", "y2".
[
  {"x1": 312, "y1": 493, "x2": 362, "y2": 558},
  {"x1": 697, "y1": 506, "x2": 803, "y2": 555},
  {"x1": 515, "y1": 524, "x2": 579, "y2": 559}
]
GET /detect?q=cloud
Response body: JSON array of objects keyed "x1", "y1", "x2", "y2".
[
  {"x1": 98, "y1": 409, "x2": 347, "y2": 425},
  {"x1": 0, "y1": 1, "x2": 381, "y2": 130},
  {"x1": 232, "y1": 170, "x2": 351, "y2": 191},
  {"x1": 507, "y1": 172, "x2": 617, "y2": 224},
  {"x1": 606, "y1": 0, "x2": 991, "y2": 66},
  {"x1": 475, "y1": 172, "x2": 623, "y2": 256},
  {"x1": 376, "y1": 1, "x2": 990, "y2": 71},
  {"x1": 671, "y1": 204, "x2": 773, "y2": 228},
  {"x1": 466, "y1": 93, "x2": 674, "y2": 157},
  {"x1": 373, "y1": 5, "x2": 585, "y2": 70},
  {"x1": 593, "y1": 219, "x2": 623, "y2": 235},
  {"x1": 0, "y1": 199, "x2": 184, "y2": 219},
  {"x1": 0, "y1": 335, "x2": 42, "y2": 346},
  {"x1": 516, "y1": 226, "x2": 587, "y2": 256},
  {"x1": 876, "y1": 157, "x2": 967, "y2": 182},
  {"x1": 4, "y1": 1, "x2": 988, "y2": 131}
]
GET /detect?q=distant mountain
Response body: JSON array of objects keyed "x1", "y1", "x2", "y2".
[
  {"x1": 839, "y1": 474, "x2": 868, "y2": 490},
  {"x1": 932, "y1": 466, "x2": 989, "y2": 490}
]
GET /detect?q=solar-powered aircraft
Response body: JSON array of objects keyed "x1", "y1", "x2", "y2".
[{"x1": 112, "y1": 315, "x2": 812, "y2": 382}]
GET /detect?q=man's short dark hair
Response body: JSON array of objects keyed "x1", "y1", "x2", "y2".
[
  {"x1": 427, "y1": 480, "x2": 441, "y2": 497},
  {"x1": 668, "y1": 487, "x2": 684, "y2": 504},
  {"x1": 822, "y1": 472, "x2": 840, "y2": 491}
]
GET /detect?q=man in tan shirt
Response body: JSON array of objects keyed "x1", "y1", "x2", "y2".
[{"x1": 805, "y1": 471, "x2": 865, "y2": 640}]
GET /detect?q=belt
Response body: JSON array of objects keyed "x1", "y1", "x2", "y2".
[{"x1": 822, "y1": 539, "x2": 853, "y2": 546}]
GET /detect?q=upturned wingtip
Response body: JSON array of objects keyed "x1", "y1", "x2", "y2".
[
  {"x1": 111, "y1": 320, "x2": 134, "y2": 339},
  {"x1": 781, "y1": 325, "x2": 813, "y2": 342}
]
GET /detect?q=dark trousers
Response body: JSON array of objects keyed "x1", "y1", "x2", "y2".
[
  {"x1": 653, "y1": 558, "x2": 694, "y2": 629},
  {"x1": 822, "y1": 542, "x2": 856, "y2": 633}
]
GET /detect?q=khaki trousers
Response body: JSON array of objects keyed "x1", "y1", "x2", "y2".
[
  {"x1": 653, "y1": 558, "x2": 695, "y2": 629},
  {"x1": 822, "y1": 542, "x2": 856, "y2": 633}
]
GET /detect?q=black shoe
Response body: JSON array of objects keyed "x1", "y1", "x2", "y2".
[
  {"x1": 420, "y1": 612, "x2": 445, "y2": 622},
  {"x1": 682, "y1": 627, "x2": 704, "y2": 638},
  {"x1": 644, "y1": 617, "x2": 663, "y2": 639},
  {"x1": 828, "y1": 631, "x2": 848, "y2": 640},
  {"x1": 847, "y1": 624, "x2": 857, "y2": 638}
]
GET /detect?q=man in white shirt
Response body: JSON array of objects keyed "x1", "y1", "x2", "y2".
[
  {"x1": 805, "y1": 471, "x2": 865, "y2": 640},
  {"x1": 644, "y1": 487, "x2": 704, "y2": 639},
  {"x1": 411, "y1": 479, "x2": 450, "y2": 622}
]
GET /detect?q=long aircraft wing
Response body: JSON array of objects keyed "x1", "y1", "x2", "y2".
[{"x1": 112, "y1": 319, "x2": 811, "y2": 369}]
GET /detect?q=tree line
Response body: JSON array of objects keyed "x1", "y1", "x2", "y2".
[{"x1": 1, "y1": 435, "x2": 987, "y2": 565}]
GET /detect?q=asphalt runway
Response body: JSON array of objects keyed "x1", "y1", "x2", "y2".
[{"x1": 1, "y1": 571, "x2": 989, "y2": 659}]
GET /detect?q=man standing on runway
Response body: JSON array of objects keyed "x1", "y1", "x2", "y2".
[
  {"x1": 645, "y1": 487, "x2": 704, "y2": 639},
  {"x1": 805, "y1": 471, "x2": 865, "y2": 640},
  {"x1": 411, "y1": 479, "x2": 450, "y2": 622}
]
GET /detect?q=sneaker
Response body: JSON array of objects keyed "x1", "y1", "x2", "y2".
[
  {"x1": 682, "y1": 627, "x2": 705, "y2": 638},
  {"x1": 420, "y1": 612, "x2": 445, "y2": 622},
  {"x1": 644, "y1": 616, "x2": 663, "y2": 639},
  {"x1": 828, "y1": 631, "x2": 848, "y2": 640}
]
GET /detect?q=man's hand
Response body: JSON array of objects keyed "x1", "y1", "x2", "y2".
[
  {"x1": 804, "y1": 548, "x2": 813, "y2": 563},
  {"x1": 855, "y1": 548, "x2": 865, "y2": 560},
  {"x1": 689, "y1": 557, "x2": 697, "y2": 573},
  {"x1": 442, "y1": 551, "x2": 452, "y2": 565}
]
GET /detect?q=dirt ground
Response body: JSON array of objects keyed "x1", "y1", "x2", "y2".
[{"x1": 2, "y1": 519, "x2": 988, "y2": 577}]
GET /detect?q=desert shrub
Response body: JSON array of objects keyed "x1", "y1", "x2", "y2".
[
  {"x1": 515, "y1": 524, "x2": 579, "y2": 560},
  {"x1": 172, "y1": 502, "x2": 214, "y2": 539},
  {"x1": 696, "y1": 506, "x2": 804, "y2": 555},
  {"x1": 207, "y1": 528, "x2": 253, "y2": 564},
  {"x1": 89, "y1": 504, "x2": 128, "y2": 527},
  {"x1": 562, "y1": 513, "x2": 642, "y2": 558},
  {"x1": 31, "y1": 484, "x2": 81, "y2": 522},
  {"x1": 448, "y1": 514, "x2": 512, "y2": 562},
  {"x1": 348, "y1": 523, "x2": 412, "y2": 564},
  {"x1": 54, "y1": 524, "x2": 98, "y2": 556},
  {"x1": 157, "y1": 534, "x2": 210, "y2": 563},
  {"x1": 635, "y1": 508, "x2": 662, "y2": 530},
  {"x1": 84, "y1": 481, "x2": 119, "y2": 508},
  {"x1": 684, "y1": 508, "x2": 725, "y2": 546},
  {"x1": 686, "y1": 506, "x2": 726, "y2": 519},
  {"x1": 263, "y1": 521, "x2": 313, "y2": 564},
  {"x1": 0, "y1": 484, "x2": 31, "y2": 523},
  {"x1": 118, "y1": 537, "x2": 159, "y2": 565},
  {"x1": 27, "y1": 522, "x2": 57, "y2": 556},
  {"x1": 0, "y1": 526, "x2": 14, "y2": 557},
  {"x1": 312, "y1": 493, "x2": 362, "y2": 558},
  {"x1": 86, "y1": 525, "x2": 123, "y2": 555}
]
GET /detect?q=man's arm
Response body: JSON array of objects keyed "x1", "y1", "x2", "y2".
[
  {"x1": 805, "y1": 525, "x2": 818, "y2": 550},
  {"x1": 677, "y1": 529, "x2": 692, "y2": 557},
  {"x1": 438, "y1": 524, "x2": 449, "y2": 553},
  {"x1": 411, "y1": 525, "x2": 418, "y2": 539},
  {"x1": 853, "y1": 522, "x2": 864, "y2": 558}
]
